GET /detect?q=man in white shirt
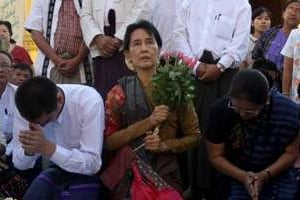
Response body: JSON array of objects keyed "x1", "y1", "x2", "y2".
[
  {"x1": 150, "y1": 0, "x2": 179, "y2": 54},
  {"x1": 25, "y1": 0, "x2": 92, "y2": 84},
  {"x1": 12, "y1": 77, "x2": 105, "y2": 199},
  {"x1": 0, "y1": 51, "x2": 17, "y2": 156},
  {"x1": 80, "y1": 0, "x2": 150, "y2": 99},
  {"x1": 173, "y1": 0, "x2": 251, "y2": 199}
]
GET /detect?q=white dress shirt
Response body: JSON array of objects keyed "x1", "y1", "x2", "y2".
[
  {"x1": 13, "y1": 84, "x2": 105, "y2": 175},
  {"x1": 150, "y1": 0, "x2": 179, "y2": 54},
  {"x1": 173, "y1": 0, "x2": 251, "y2": 69},
  {"x1": 80, "y1": 0, "x2": 151, "y2": 58},
  {"x1": 281, "y1": 28, "x2": 300, "y2": 101},
  {"x1": 24, "y1": 0, "x2": 87, "y2": 82},
  {"x1": 0, "y1": 83, "x2": 17, "y2": 155}
]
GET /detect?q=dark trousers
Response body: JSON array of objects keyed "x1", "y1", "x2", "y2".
[
  {"x1": 24, "y1": 166, "x2": 107, "y2": 200},
  {"x1": 190, "y1": 68, "x2": 238, "y2": 200},
  {"x1": 92, "y1": 52, "x2": 133, "y2": 100}
]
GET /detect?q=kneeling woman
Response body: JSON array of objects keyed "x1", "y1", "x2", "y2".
[
  {"x1": 102, "y1": 20, "x2": 200, "y2": 198},
  {"x1": 207, "y1": 69, "x2": 300, "y2": 199}
]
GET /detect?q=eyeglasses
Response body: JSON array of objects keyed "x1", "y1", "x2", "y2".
[
  {"x1": 228, "y1": 100, "x2": 262, "y2": 116},
  {"x1": 0, "y1": 62, "x2": 11, "y2": 68}
]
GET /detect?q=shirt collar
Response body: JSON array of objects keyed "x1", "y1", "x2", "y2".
[{"x1": 55, "y1": 86, "x2": 66, "y2": 124}]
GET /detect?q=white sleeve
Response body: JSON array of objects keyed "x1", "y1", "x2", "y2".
[
  {"x1": 281, "y1": 29, "x2": 297, "y2": 59},
  {"x1": 172, "y1": 0, "x2": 193, "y2": 57},
  {"x1": 219, "y1": 3, "x2": 251, "y2": 68},
  {"x1": 114, "y1": 0, "x2": 151, "y2": 40},
  {"x1": 80, "y1": 0, "x2": 104, "y2": 47},
  {"x1": 12, "y1": 110, "x2": 38, "y2": 170},
  {"x1": 50, "y1": 89, "x2": 105, "y2": 175},
  {"x1": 24, "y1": 0, "x2": 44, "y2": 32}
]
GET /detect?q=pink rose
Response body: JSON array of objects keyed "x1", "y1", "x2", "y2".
[
  {"x1": 177, "y1": 51, "x2": 184, "y2": 59},
  {"x1": 182, "y1": 56, "x2": 197, "y2": 69}
]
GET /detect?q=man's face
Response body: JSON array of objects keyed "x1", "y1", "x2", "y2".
[
  {"x1": 11, "y1": 69, "x2": 32, "y2": 86},
  {"x1": 31, "y1": 111, "x2": 57, "y2": 127},
  {"x1": 283, "y1": 2, "x2": 300, "y2": 28},
  {"x1": 0, "y1": 53, "x2": 12, "y2": 85}
]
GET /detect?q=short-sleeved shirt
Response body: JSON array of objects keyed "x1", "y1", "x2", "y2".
[
  {"x1": 206, "y1": 91, "x2": 299, "y2": 170},
  {"x1": 281, "y1": 28, "x2": 300, "y2": 101}
]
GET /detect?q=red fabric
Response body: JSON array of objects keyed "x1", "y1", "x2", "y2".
[
  {"x1": 10, "y1": 45, "x2": 33, "y2": 65},
  {"x1": 130, "y1": 163, "x2": 183, "y2": 200},
  {"x1": 105, "y1": 85, "x2": 126, "y2": 136},
  {"x1": 54, "y1": 0, "x2": 83, "y2": 55},
  {"x1": 100, "y1": 145, "x2": 135, "y2": 190}
]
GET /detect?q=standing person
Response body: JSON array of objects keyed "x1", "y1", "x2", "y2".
[
  {"x1": 240, "y1": 7, "x2": 272, "y2": 69},
  {"x1": 207, "y1": 69, "x2": 300, "y2": 199},
  {"x1": 281, "y1": 27, "x2": 300, "y2": 101},
  {"x1": 10, "y1": 63, "x2": 34, "y2": 86},
  {"x1": 12, "y1": 77, "x2": 105, "y2": 199},
  {"x1": 102, "y1": 20, "x2": 200, "y2": 198},
  {"x1": 150, "y1": 0, "x2": 179, "y2": 55},
  {"x1": 0, "y1": 50, "x2": 27, "y2": 200},
  {"x1": 0, "y1": 21, "x2": 33, "y2": 66},
  {"x1": 173, "y1": 0, "x2": 251, "y2": 199},
  {"x1": 80, "y1": 0, "x2": 150, "y2": 99},
  {"x1": 25, "y1": 0, "x2": 92, "y2": 84},
  {"x1": 252, "y1": 0, "x2": 300, "y2": 90}
]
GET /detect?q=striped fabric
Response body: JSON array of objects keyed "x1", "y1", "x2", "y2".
[
  {"x1": 54, "y1": 0, "x2": 83, "y2": 56},
  {"x1": 229, "y1": 90, "x2": 300, "y2": 199},
  {"x1": 23, "y1": 166, "x2": 105, "y2": 200}
]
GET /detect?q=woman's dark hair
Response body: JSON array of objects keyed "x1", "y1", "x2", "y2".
[
  {"x1": 297, "y1": 83, "x2": 300, "y2": 97},
  {"x1": 228, "y1": 69, "x2": 269, "y2": 105},
  {"x1": 251, "y1": 7, "x2": 272, "y2": 33},
  {"x1": 123, "y1": 20, "x2": 162, "y2": 51},
  {"x1": 0, "y1": 21, "x2": 15, "y2": 43},
  {"x1": 252, "y1": 59, "x2": 279, "y2": 87},
  {"x1": 283, "y1": 0, "x2": 300, "y2": 11},
  {"x1": 15, "y1": 77, "x2": 58, "y2": 121},
  {"x1": 0, "y1": 50, "x2": 13, "y2": 63}
]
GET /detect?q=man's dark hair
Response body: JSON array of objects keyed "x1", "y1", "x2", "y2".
[
  {"x1": 123, "y1": 20, "x2": 162, "y2": 51},
  {"x1": 228, "y1": 69, "x2": 269, "y2": 105},
  {"x1": 15, "y1": 77, "x2": 58, "y2": 121},
  {"x1": 252, "y1": 59, "x2": 279, "y2": 87},
  {"x1": 12, "y1": 63, "x2": 34, "y2": 77},
  {"x1": 283, "y1": 0, "x2": 300, "y2": 11},
  {"x1": 0, "y1": 50, "x2": 13, "y2": 63}
]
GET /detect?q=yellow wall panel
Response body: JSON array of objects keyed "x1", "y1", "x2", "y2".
[{"x1": 0, "y1": 0, "x2": 37, "y2": 63}]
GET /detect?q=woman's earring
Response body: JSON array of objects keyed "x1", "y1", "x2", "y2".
[{"x1": 125, "y1": 58, "x2": 134, "y2": 71}]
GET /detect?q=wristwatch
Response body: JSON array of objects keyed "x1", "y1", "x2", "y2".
[{"x1": 217, "y1": 63, "x2": 226, "y2": 72}]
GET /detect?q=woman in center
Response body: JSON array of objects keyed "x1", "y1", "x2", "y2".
[{"x1": 103, "y1": 20, "x2": 200, "y2": 198}]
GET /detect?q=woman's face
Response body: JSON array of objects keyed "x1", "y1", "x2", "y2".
[
  {"x1": 253, "y1": 12, "x2": 271, "y2": 34},
  {"x1": 282, "y1": 2, "x2": 300, "y2": 29},
  {"x1": 125, "y1": 28, "x2": 159, "y2": 71},
  {"x1": 229, "y1": 97, "x2": 265, "y2": 121},
  {"x1": 0, "y1": 24, "x2": 10, "y2": 42}
]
